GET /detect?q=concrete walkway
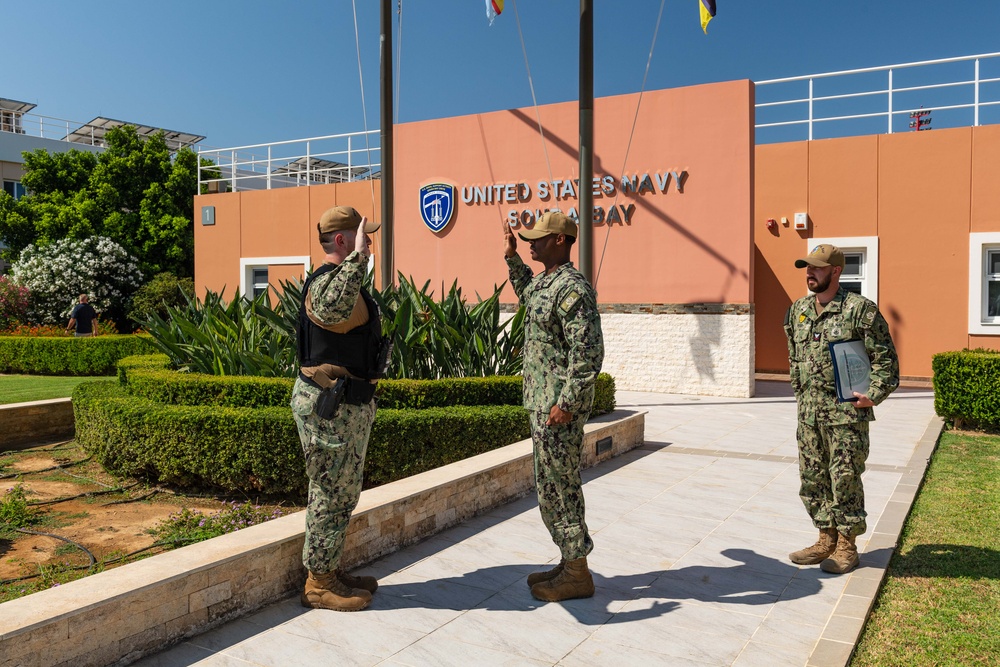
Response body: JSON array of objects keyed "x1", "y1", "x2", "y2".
[{"x1": 134, "y1": 382, "x2": 940, "y2": 667}]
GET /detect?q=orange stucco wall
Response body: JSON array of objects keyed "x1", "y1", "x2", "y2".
[
  {"x1": 755, "y1": 126, "x2": 1000, "y2": 379},
  {"x1": 195, "y1": 180, "x2": 382, "y2": 296},
  {"x1": 391, "y1": 80, "x2": 753, "y2": 304}
]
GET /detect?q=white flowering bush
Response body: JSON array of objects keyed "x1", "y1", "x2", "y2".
[{"x1": 10, "y1": 236, "x2": 143, "y2": 329}]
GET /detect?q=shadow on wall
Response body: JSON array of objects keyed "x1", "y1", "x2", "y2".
[
  {"x1": 505, "y1": 107, "x2": 748, "y2": 301},
  {"x1": 753, "y1": 245, "x2": 793, "y2": 373}
]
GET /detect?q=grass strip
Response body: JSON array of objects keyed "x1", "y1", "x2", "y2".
[
  {"x1": 852, "y1": 431, "x2": 1000, "y2": 666},
  {"x1": 0, "y1": 375, "x2": 90, "y2": 405}
]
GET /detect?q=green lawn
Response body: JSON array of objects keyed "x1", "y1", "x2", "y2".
[
  {"x1": 0, "y1": 375, "x2": 91, "y2": 405},
  {"x1": 852, "y1": 431, "x2": 1000, "y2": 666}
]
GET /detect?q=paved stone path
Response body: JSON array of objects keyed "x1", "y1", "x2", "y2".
[{"x1": 134, "y1": 382, "x2": 939, "y2": 666}]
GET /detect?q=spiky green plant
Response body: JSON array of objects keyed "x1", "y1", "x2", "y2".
[{"x1": 141, "y1": 273, "x2": 524, "y2": 379}]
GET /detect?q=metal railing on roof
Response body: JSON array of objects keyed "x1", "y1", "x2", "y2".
[
  {"x1": 0, "y1": 111, "x2": 104, "y2": 146},
  {"x1": 754, "y1": 52, "x2": 1000, "y2": 143},
  {"x1": 197, "y1": 131, "x2": 381, "y2": 192}
]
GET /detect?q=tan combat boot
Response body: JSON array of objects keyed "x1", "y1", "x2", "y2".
[
  {"x1": 336, "y1": 568, "x2": 378, "y2": 594},
  {"x1": 789, "y1": 528, "x2": 838, "y2": 565},
  {"x1": 820, "y1": 533, "x2": 859, "y2": 574},
  {"x1": 530, "y1": 557, "x2": 595, "y2": 602},
  {"x1": 301, "y1": 570, "x2": 372, "y2": 611},
  {"x1": 526, "y1": 560, "x2": 565, "y2": 587}
]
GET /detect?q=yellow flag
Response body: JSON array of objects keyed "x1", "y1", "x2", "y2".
[{"x1": 700, "y1": 0, "x2": 716, "y2": 34}]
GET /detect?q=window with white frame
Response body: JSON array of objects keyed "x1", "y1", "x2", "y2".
[
  {"x1": 807, "y1": 236, "x2": 879, "y2": 302},
  {"x1": 987, "y1": 249, "x2": 1000, "y2": 320},
  {"x1": 239, "y1": 257, "x2": 310, "y2": 302},
  {"x1": 969, "y1": 234, "x2": 1000, "y2": 333},
  {"x1": 251, "y1": 267, "x2": 269, "y2": 300}
]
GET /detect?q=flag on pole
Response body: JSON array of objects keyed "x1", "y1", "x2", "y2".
[
  {"x1": 486, "y1": 0, "x2": 504, "y2": 26},
  {"x1": 700, "y1": 0, "x2": 716, "y2": 33}
]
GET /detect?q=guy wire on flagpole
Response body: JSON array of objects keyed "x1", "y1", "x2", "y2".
[
  {"x1": 395, "y1": 0, "x2": 403, "y2": 125},
  {"x1": 512, "y1": 0, "x2": 556, "y2": 192},
  {"x1": 351, "y1": 0, "x2": 378, "y2": 216},
  {"x1": 594, "y1": 0, "x2": 666, "y2": 289}
]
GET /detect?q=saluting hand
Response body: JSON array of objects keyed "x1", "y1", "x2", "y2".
[
  {"x1": 356, "y1": 217, "x2": 371, "y2": 259},
  {"x1": 502, "y1": 219, "x2": 517, "y2": 258}
]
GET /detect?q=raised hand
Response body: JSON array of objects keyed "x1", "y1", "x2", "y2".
[
  {"x1": 356, "y1": 217, "x2": 371, "y2": 258},
  {"x1": 502, "y1": 219, "x2": 517, "y2": 258}
]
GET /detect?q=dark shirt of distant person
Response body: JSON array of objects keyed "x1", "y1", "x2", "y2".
[{"x1": 67, "y1": 294, "x2": 98, "y2": 337}]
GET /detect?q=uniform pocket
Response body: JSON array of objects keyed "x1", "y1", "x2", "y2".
[{"x1": 290, "y1": 383, "x2": 319, "y2": 418}]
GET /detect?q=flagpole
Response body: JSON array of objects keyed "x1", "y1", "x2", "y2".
[
  {"x1": 579, "y1": 0, "x2": 594, "y2": 284},
  {"x1": 380, "y1": 0, "x2": 395, "y2": 288}
]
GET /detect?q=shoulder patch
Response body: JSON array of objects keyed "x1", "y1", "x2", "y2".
[
  {"x1": 558, "y1": 289, "x2": 583, "y2": 315},
  {"x1": 862, "y1": 303, "x2": 877, "y2": 325}
]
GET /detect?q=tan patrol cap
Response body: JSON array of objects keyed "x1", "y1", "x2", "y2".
[
  {"x1": 795, "y1": 243, "x2": 845, "y2": 269},
  {"x1": 517, "y1": 211, "x2": 578, "y2": 241},
  {"x1": 318, "y1": 206, "x2": 381, "y2": 234}
]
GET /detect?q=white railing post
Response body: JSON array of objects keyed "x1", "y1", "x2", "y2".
[
  {"x1": 231, "y1": 150, "x2": 236, "y2": 191},
  {"x1": 306, "y1": 141, "x2": 312, "y2": 185},
  {"x1": 974, "y1": 59, "x2": 981, "y2": 126},
  {"x1": 348, "y1": 135, "x2": 353, "y2": 182},
  {"x1": 887, "y1": 69, "x2": 894, "y2": 134},
  {"x1": 808, "y1": 79, "x2": 814, "y2": 140},
  {"x1": 267, "y1": 145, "x2": 272, "y2": 190}
]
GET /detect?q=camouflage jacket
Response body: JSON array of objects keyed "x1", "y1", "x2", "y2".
[
  {"x1": 507, "y1": 255, "x2": 605, "y2": 415},
  {"x1": 784, "y1": 287, "x2": 899, "y2": 425}
]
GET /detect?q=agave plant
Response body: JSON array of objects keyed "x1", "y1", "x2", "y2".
[
  {"x1": 142, "y1": 272, "x2": 524, "y2": 379},
  {"x1": 369, "y1": 274, "x2": 525, "y2": 380}
]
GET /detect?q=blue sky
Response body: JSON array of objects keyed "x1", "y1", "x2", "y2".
[{"x1": 3, "y1": 1, "x2": 1000, "y2": 148}]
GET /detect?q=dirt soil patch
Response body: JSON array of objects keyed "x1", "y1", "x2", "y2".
[{"x1": 1, "y1": 441, "x2": 302, "y2": 601}]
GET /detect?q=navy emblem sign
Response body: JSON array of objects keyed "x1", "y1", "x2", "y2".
[{"x1": 420, "y1": 183, "x2": 455, "y2": 233}]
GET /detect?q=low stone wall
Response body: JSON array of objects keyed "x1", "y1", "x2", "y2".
[
  {"x1": 600, "y1": 306, "x2": 755, "y2": 398},
  {"x1": 0, "y1": 411, "x2": 645, "y2": 667},
  {"x1": 0, "y1": 398, "x2": 74, "y2": 451}
]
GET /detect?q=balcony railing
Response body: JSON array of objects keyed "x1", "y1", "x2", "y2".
[
  {"x1": 197, "y1": 131, "x2": 381, "y2": 193},
  {"x1": 754, "y1": 51, "x2": 1000, "y2": 143},
  {"x1": 0, "y1": 111, "x2": 104, "y2": 146}
]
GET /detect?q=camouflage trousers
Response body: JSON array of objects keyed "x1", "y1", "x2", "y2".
[
  {"x1": 291, "y1": 377, "x2": 375, "y2": 574},
  {"x1": 796, "y1": 420, "x2": 870, "y2": 537},
  {"x1": 530, "y1": 410, "x2": 594, "y2": 561}
]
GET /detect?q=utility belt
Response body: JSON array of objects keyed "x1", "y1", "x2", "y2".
[{"x1": 299, "y1": 372, "x2": 377, "y2": 418}]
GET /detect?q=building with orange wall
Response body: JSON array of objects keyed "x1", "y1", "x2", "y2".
[
  {"x1": 195, "y1": 77, "x2": 1000, "y2": 394},
  {"x1": 197, "y1": 80, "x2": 757, "y2": 397},
  {"x1": 755, "y1": 125, "x2": 1000, "y2": 379}
]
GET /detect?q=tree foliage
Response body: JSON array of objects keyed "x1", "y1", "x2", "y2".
[
  {"x1": 10, "y1": 236, "x2": 143, "y2": 329},
  {"x1": 0, "y1": 125, "x2": 198, "y2": 277}
]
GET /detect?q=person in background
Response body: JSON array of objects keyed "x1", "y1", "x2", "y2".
[{"x1": 66, "y1": 294, "x2": 98, "y2": 337}]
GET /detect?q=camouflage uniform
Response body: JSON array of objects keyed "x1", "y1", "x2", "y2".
[
  {"x1": 784, "y1": 287, "x2": 899, "y2": 537},
  {"x1": 507, "y1": 255, "x2": 605, "y2": 560},
  {"x1": 291, "y1": 251, "x2": 376, "y2": 574}
]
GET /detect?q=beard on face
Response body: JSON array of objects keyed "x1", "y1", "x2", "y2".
[{"x1": 807, "y1": 272, "x2": 831, "y2": 293}]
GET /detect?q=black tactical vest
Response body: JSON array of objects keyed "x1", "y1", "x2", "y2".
[{"x1": 296, "y1": 263, "x2": 384, "y2": 380}]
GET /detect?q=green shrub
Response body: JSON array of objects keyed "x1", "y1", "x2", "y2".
[
  {"x1": 128, "y1": 272, "x2": 195, "y2": 322},
  {"x1": 0, "y1": 335, "x2": 156, "y2": 375},
  {"x1": 932, "y1": 349, "x2": 1000, "y2": 429},
  {"x1": 115, "y1": 355, "x2": 615, "y2": 415},
  {"x1": 72, "y1": 380, "x2": 532, "y2": 494}
]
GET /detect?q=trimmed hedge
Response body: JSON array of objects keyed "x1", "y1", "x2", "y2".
[
  {"x1": 73, "y1": 380, "x2": 531, "y2": 494},
  {"x1": 0, "y1": 335, "x2": 155, "y2": 375},
  {"x1": 932, "y1": 348, "x2": 1000, "y2": 430},
  {"x1": 75, "y1": 354, "x2": 617, "y2": 494},
  {"x1": 115, "y1": 354, "x2": 616, "y2": 414}
]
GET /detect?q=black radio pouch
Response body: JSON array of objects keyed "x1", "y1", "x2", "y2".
[{"x1": 315, "y1": 377, "x2": 346, "y2": 419}]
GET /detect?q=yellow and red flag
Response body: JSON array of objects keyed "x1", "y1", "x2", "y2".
[
  {"x1": 700, "y1": 0, "x2": 716, "y2": 33},
  {"x1": 486, "y1": 0, "x2": 504, "y2": 26}
]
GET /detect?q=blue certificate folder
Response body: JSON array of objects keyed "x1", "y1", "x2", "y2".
[{"x1": 829, "y1": 340, "x2": 871, "y2": 403}]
